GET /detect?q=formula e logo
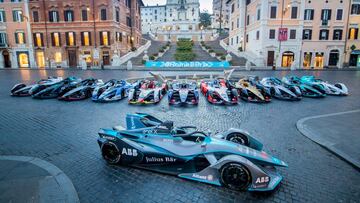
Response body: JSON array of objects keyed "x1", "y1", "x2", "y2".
[
  {"x1": 255, "y1": 176, "x2": 269, "y2": 184},
  {"x1": 122, "y1": 148, "x2": 138, "y2": 156}
]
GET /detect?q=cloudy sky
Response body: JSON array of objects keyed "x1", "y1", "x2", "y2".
[{"x1": 142, "y1": 0, "x2": 213, "y2": 13}]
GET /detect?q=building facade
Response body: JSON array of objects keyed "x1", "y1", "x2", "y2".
[
  {"x1": 346, "y1": 0, "x2": 360, "y2": 67},
  {"x1": 28, "y1": 0, "x2": 143, "y2": 68},
  {"x1": 141, "y1": 0, "x2": 209, "y2": 41},
  {"x1": 0, "y1": 0, "x2": 35, "y2": 68},
  {"x1": 227, "y1": 0, "x2": 360, "y2": 69},
  {"x1": 213, "y1": 0, "x2": 230, "y2": 30}
]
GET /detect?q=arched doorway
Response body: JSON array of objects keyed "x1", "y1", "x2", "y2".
[
  {"x1": 2, "y1": 50, "x2": 11, "y2": 68},
  {"x1": 328, "y1": 50, "x2": 339, "y2": 67},
  {"x1": 282, "y1": 51, "x2": 294, "y2": 67},
  {"x1": 314, "y1": 52, "x2": 324, "y2": 68}
]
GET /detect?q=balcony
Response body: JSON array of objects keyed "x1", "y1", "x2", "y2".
[{"x1": 321, "y1": 20, "x2": 329, "y2": 26}]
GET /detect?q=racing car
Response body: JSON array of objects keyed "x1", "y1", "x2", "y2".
[
  {"x1": 168, "y1": 80, "x2": 199, "y2": 105},
  {"x1": 58, "y1": 78, "x2": 104, "y2": 101},
  {"x1": 260, "y1": 77, "x2": 302, "y2": 101},
  {"x1": 11, "y1": 77, "x2": 63, "y2": 97},
  {"x1": 300, "y1": 76, "x2": 348, "y2": 96},
  {"x1": 97, "y1": 113, "x2": 287, "y2": 192},
  {"x1": 282, "y1": 76, "x2": 326, "y2": 98},
  {"x1": 128, "y1": 80, "x2": 167, "y2": 104},
  {"x1": 200, "y1": 79, "x2": 238, "y2": 105},
  {"x1": 92, "y1": 79, "x2": 131, "y2": 102},
  {"x1": 235, "y1": 78, "x2": 271, "y2": 103},
  {"x1": 30, "y1": 77, "x2": 81, "y2": 99}
]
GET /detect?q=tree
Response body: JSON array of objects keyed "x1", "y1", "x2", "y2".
[{"x1": 199, "y1": 11, "x2": 211, "y2": 28}]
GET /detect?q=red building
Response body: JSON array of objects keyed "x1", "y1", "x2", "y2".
[{"x1": 28, "y1": 0, "x2": 143, "y2": 68}]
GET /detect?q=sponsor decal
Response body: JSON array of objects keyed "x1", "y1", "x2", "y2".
[
  {"x1": 143, "y1": 129, "x2": 158, "y2": 134},
  {"x1": 255, "y1": 176, "x2": 269, "y2": 184},
  {"x1": 131, "y1": 117, "x2": 136, "y2": 129},
  {"x1": 122, "y1": 148, "x2": 138, "y2": 156},
  {"x1": 102, "y1": 136, "x2": 115, "y2": 141},
  {"x1": 145, "y1": 156, "x2": 177, "y2": 163},
  {"x1": 192, "y1": 174, "x2": 214, "y2": 181}
]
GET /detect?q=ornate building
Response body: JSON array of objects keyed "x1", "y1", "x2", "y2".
[{"x1": 141, "y1": 0, "x2": 213, "y2": 41}]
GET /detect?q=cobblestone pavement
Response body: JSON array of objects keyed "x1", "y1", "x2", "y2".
[{"x1": 0, "y1": 69, "x2": 359, "y2": 203}]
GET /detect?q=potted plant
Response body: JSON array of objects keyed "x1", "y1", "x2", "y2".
[{"x1": 238, "y1": 47, "x2": 243, "y2": 52}]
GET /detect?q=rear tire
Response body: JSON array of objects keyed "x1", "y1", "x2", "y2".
[
  {"x1": 226, "y1": 133, "x2": 249, "y2": 146},
  {"x1": 220, "y1": 162, "x2": 251, "y2": 191},
  {"x1": 101, "y1": 142, "x2": 121, "y2": 164}
]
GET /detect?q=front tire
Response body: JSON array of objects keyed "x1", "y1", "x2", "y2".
[
  {"x1": 101, "y1": 142, "x2": 121, "y2": 164},
  {"x1": 220, "y1": 163, "x2": 251, "y2": 191},
  {"x1": 226, "y1": 133, "x2": 249, "y2": 146}
]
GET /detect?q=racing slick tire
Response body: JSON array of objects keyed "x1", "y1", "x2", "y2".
[
  {"x1": 226, "y1": 133, "x2": 249, "y2": 146},
  {"x1": 101, "y1": 142, "x2": 121, "y2": 164},
  {"x1": 220, "y1": 162, "x2": 252, "y2": 191}
]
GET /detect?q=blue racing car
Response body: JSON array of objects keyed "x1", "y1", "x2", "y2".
[
  {"x1": 92, "y1": 79, "x2": 132, "y2": 102},
  {"x1": 97, "y1": 113, "x2": 287, "y2": 192}
]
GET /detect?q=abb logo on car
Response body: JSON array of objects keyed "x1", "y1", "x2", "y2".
[
  {"x1": 122, "y1": 148, "x2": 138, "y2": 156},
  {"x1": 255, "y1": 176, "x2": 269, "y2": 184}
]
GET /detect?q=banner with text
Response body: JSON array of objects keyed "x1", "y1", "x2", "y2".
[{"x1": 145, "y1": 61, "x2": 230, "y2": 68}]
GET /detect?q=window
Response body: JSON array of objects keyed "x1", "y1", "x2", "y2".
[
  {"x1": 81, "y1": 32, "x2": 91, "y2": 46},
  {"x1": 100, "y1": 31, "x2": 110, "y2": 46},
  {"x1": 303, "y1": 29, "x2": 312, "y2": 40},
  {"x1": 321, "y1": 9, "x2": 331, "y2": 20},
  {"x1": 351, "y1": 4, "x2": 360, "y2": 15},
  {"x1": 32, "y1": 11, "x2": 39, "y2": 22},
  {"x1": 15, "y1": 32, "x2": 25, "y2": 44},
  {"x1": 51, "y1": 32, "x2": 61, "y2": 46},
  {"x1": 237, "y1": 18, "x2": 239, "y2": 28},
  {"x1": 66, "y1": 32, "x2": 76, "y2": 46},
  {"x1": 291, "y1": 6, "x2": 298, "y2": 19},
  {"x1": 269, "y1": 29, "x2": 275, "y2": 39},
  {"x1": 0, "y1": 33, "x2": 7, "y2": 46},
  {"x1": 270, "y1": 6, "x2": 277, "y2": 19},
  {"x1": 289, "y1": 29, "x2": 296, "y2": 39},
  {"x1": 246, "y1": 34, "x2": 248, "y2": 42},
  {"x1": 349, "y1": 28, "x2": 359, "y2": 40},
  {"x1": 64, "y1": 10, "x2": 74, "y2": 22},
  {"x1": 333, "y1": 29, "x2": 343, "y2": 40},
  {"x1": 257, "y1": 9, "x2": 260, "y2": 21},
  {"x1": 116, "y1": 32, "x2": 122, "y2": 42},
  {"x1": 116, "y1": 9, "x2": 120, "y2": 22},
  {"x1": 49, "y1": 11, "x2": 59, "y2": 22},
  {"x1": 336, "y1": 9, "x2": 343, "y2": 20},
  {"x1": 319, "y1": 29, "x2": 329, "y2": 40},
  {"x1": 126, "y1": 16, "x2": 131, "y2": 26},
  {"x1": 13, "y1": 10, "x2": 23, "y2": 22},
  {"x1": 256, "y1": 31, "x2": 260, "y2": 40},
  {"x1": 100, "y1": 9, "x2": 107, "y2": 20},
  {"x1": 33, "y1": 33, "x2": 43, "y2": 47},
  {"x1": 304, "y1": 9, "x2": 314, "y2": 20},
  {"x1": 246, "y1": 15, "x2": 249, "y2": 25},
  {"x1": 231, "y1": 3, "x2": 235, "y2": 13},
  {"x1": 55, "y1": 52, "x2": 62, "y2": 63},
  {"x1": 82, "y1": 9, "x2": 88, "y2": 21},
  {"x1": 0, "y1": 10, "x2": 6, "y2": 22}
]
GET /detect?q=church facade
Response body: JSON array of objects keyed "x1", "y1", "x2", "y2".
[{"x1": 141, "y1": 0, "x2": 214, "y2": 41}]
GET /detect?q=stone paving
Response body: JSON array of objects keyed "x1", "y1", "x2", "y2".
[{"x1": 0, "y1": 69, "x2": 359, "y2": 203}]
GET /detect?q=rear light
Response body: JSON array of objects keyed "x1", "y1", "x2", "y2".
[
  {"x1": 213, "y1": 99, "x2": 217, "y2": 102},
  {"x1": 191, "y1": 99, "x2": 196, "y2": 103},
  {"x1": 171, "y1": 99, "x2": 176, "y2": 103},
  {"x1": 248, "y1": 97, "x2": 252, "y2": 100}
]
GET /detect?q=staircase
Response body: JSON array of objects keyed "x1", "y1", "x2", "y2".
[
  {"x1": 206, "y1": 34, "x2": 248, "y2": 66},
  {"x1": 193, "y1": 43, "x2": 219, "y2": 61},
  {"x1": 129, "y1": 35, "x2": 167, "y2": 66}
]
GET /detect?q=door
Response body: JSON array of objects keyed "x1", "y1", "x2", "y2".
[
  {"x1": 3, "y1": 50, "x2": 11, "y2": 68},
  {"x1": 68, "y1": 50, "x2": 77, "y2": 67},
  {"x1": 267, "y1": 51, "x2": 275, "y2": 66},
  {"x1": 282, "y1": 52, "x2": 294, "y2": 67},
  {"x1": 328, "y1": 51, "x2": 339, "y2": 66},
  {"x1": 103, "y1": 51, "x2": 110, "y2": 65}
]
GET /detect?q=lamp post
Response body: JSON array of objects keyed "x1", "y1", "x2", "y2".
[
  {"x1": 149, "y1": 22, "x2": 152, "y2": 34},
  {"x1": 278, "y1": 1, "x2": 290, "y2": 68},
  {"x1": 167, "y1": 26, "x2": 171, "y2": 41},
  {"x1": 200, "y1": 25, "x2": 204, "y2": 40}
]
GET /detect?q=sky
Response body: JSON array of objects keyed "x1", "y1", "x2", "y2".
[{"x1": 142, "y1": 0, "x2": 213, "y2": 13}]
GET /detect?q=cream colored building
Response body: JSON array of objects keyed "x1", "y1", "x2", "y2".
[
  {"x1": 345, "y1": 0, "x2": 360, "y2": 67},
  {"x1": 301, "y1": 0, "x2": 349, "y2": 69},
  {"x1": 227, "y1": 0, "x2": 304, "y2": 68}
]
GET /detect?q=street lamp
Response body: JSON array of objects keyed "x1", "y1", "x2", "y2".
[
  {"x1": 167, "y1": 26, "x2": 171, "y2": 41},
  {"x1": 200, "y1": 25, "x2": 204, "y2": 40},
  {"x1": 149, "y1": 22, "x2": 152, "y2": 34}
]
